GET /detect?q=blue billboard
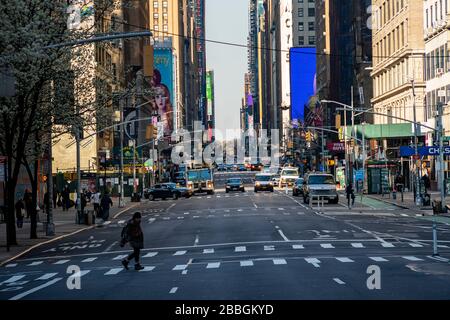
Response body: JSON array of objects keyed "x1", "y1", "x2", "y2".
[{"x1": 289, "y1": 47, "x2": 317, "y2": 122}]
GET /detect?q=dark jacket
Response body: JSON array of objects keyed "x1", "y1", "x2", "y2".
[
  {"x1": 345, "y1": 185, "x2": 354, "y2": 198},
  {"x1": 125, "y1": 219, "x2": 144, "y2": 249},
  {"x1": 15, "y1": 200, "x2": 24, "y2": 219},
  {"x1": 100, "y1": 194, "x2": 113, "y2": 210}
]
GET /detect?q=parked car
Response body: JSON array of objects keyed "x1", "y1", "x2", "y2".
[
  {"x1": 254, "y1": 173, "x2": 274, "y2": 192},
  {"x1": 303, "y1": 173, "x2": 338, "y2": 204},
  {"x1": 226, "y1": 178, "x2": 245, "y2": 193},
  {"x1": 144, "y1": 183, "x2": 192, "y2": 201},
  {"x1": 292, "y1": 178, "x2": 304, "y2": 197},
  {"x1": 164, "y1": 183, "x2": 193, "y2": 198}
]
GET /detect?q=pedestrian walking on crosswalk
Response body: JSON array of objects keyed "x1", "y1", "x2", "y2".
[{"x1": 121, "y1": 212, "x2": 144, "y2": 271}]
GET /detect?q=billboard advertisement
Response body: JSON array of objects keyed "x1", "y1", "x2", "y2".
[
  {"x1": 153, "y1": 48, "x2": 174, "y2": 137},
  {"x1": 279, "y1": 0, "x2": 292, "y2": 110},
  {"x1": 290, "y1": 47, "x2": 317, "y2": 122}
]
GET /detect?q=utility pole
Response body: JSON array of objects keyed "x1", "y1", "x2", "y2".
[
  {"x1": 351, "y1": 86, "x2": 355, "y2": 186},
  {"x1": 132, "y1": 139, "x2": 137, "y2": 195},
  {"x1": 119, "y1": 98, "x2": 125, "y2": 208},
  {"x1": 343, "y1": 102, "x2": 348, "y2": 186},
  {"x1": 433, "y1": 101, "x2": 445, "y2": 256},
  {"x1": 76, "y1": 124, "x2": 82, "y2": 223},
  {"x1": 361, "y1": 122, "x2": 366, "y2": 202},
  {"x1": 412, "y1": 79, "x2": 422, "y2": 206},
  {"x1": 46, "y1": 128, "x2": 55, "y2": 235}
]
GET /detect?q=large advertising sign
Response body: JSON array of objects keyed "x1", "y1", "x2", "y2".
[
  {"x1": 206, "y1": 71, "x2": 213, "y2": 116},
  {"x1": 153, "y1": 48, "x2": 174, "y2": 138},
  {"x1": 290, "y1": 47, "x2": 317, "y2": 122},
  {"x1": 280, "y1": 0, "x2": 292, "y2": 110}
]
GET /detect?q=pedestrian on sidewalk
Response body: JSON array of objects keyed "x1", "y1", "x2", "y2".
[
  {"x1": 43, "y1": 191, "x2": 50, "y2": 214},
  {"x1": 121, "y1": 211, "x2": 144, "y2": 271},
  {"x1": 100, "y1": 192, "x2": 113, "y2": 221},
  {"x1": 91, "y1": 191, "x2": 101, "y2": 217},
  {"x1": 346, "y1": 182, "x2": 355, "y2": 209},
  {"x1": 24, "y1": 189, "x2": 32, "y2": 219},
  {"x1": 15, "y1": 198, "x2": 25, "y2": 228},
  {"x1": 53, "y1": 187, "x2": 58, "y2": 209}
]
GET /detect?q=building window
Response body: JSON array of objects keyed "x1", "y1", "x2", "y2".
[
  {"x1": 308, "y1": 36, "x2": 315, "y2": 45},
  {"x1": 153, "y1": 1, "x2": 158, "y2": 8},
  {"x1": 308, "y1": 8, "x2": 315, "y2": 17},
  {"x1": 308, "y1": 21, "x2": 315, "y2": 31},
  {"x1": 298, "y1": 22, "x2": 304, "y2": 31},
  {"x1": 298, "y1": 8, "x2": 304, "y2": 17},
  {"x1": 298, "y1": 36, "x2": 304, "y2": 45}
]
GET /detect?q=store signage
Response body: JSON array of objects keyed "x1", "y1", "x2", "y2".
[{"x1": 327, "y1": 142, "x2": 345, "y2": 153}]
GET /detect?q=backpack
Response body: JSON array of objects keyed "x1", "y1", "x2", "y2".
[{"x1": 120, "y1": 222, "x2": 130, "y2": 246}]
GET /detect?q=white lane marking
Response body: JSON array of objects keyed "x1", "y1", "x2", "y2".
[
  {"x1": 305, "y1": 258, "x2": 321, "y2": 268},
  {"x1": 112, "y1": 255, "x2": 128, "y2": 261},
  {"x1": 194, "y1": 235, "x2": 199, "y2": 246},
  {"x1": 264, "y1": 245, "x2": 275, "y2": 251},
  {"x1": 177, "y1": 217, "x2": 184, "y2": 220},
  {"x1": 5, "y1": 264, "x2": 17, "y2": 268},
  {"x1": 36, "y1": 273, "x2": 58, "y2": 281},
  {"x1": 273, "y1": 259, "x2": 287, "y2": 265},
  {"x1": 203, "y1": 248, "x2": 214, "y2": 254},
  {"x1": 1, "y1": 275, "x2": 25, "y2": 285},
  {"x1": 409, "y1": 243, "x2": 424, "y2": 248},
  {"x1": 343, "y1": 230, "x2": 349, "y2": 233},
  {"x1": 381, "y1": 242, "x2": 395, "y2": 248},
  {"x1": 28, "y1": 261, "x2": 43, "y2": 266},
  {"x1": 322, "y1": 230, "x2": 331, "y2": 233},
  {"x1": 320, "y1": 244, "x2": 334, "y2": 249},
  {"x1": 173, "y1": 264, "x2": 188, "y2": 271},
  {"x1": 169, "y1": 287, "x2": 178, "y2": 294},
  {"x1": 401, "y1": 214, "x2": 408, "y2": 217},
  {"x1": 82, "y1": 257, "x2": 97, "y2": 263},
  {"x1": 224, "y1": 214, "x2": 231, "y2": 217},
  {"x1": 416, "y1": 214, "x2": 423, "y2": 217},
  {"x1": 235, "y1": 246, "x2": 246, "y2": 252},
  {"x1": 166, "y1": 203, "x2": 176, "y2": 212},
  {"x1": 278, "y1": 208, "x2": 285, "y2": 211},
  {"x1": 139, "y1": 266, "x2": 155, "y2": 272},
  {"x1": 278, "y1": 229, "x2": 289, "y2": 241},
  {"x1": 163, "y1": 217, "x2": 170, "y2": 220},
  {"x1": 174, "y1": 250, "x2": 187, "y2": 256},
  {"x1": 9, "y1": 278, "x2": 63, "y2": 301},
  {"x1": 333, "y1": 278, "x2": 346, "y2": 285},
  {"x1": 118, "y1": 220, "x2": 125, "y2": 224},
  {"x1": 54, "y1": 259, "x2": 70, "y2": 265},
  {"x1": 103, "y1": 221, "x2": 112, "y2": 225},
  {"x1": 193, "y1": 216, "x2": 200, "y2": 219},
  {"x1": 143, "y1": 252, "x2": 158, "y2": 258},
  {"x1": 402, "y1": 256, "x2": 424, "y2": 261},
  {"x1": 427, "y1": 255, "x2": 450, "y2": 262},
  {"x1": 73, "y1": 270, "x2": 91, "y2": 278},
  {"x1": 237, "y1": 209, "x2": 243, "y2": 212},
  {"x1": 224, "y1": 210, "x2": 230, "y2": 212},
  {"x1": 184, "y1": 212, "x2": 190, "y2": 215},
  {"x1": 207, "y1": 262, "x2": 221, "y2": 269},
  {"x1": 437, "y1": 245, "x2": 449, "y2": 248},
  {"x1": 351, "y1": 243, "x2": 364, "y2": 248},
  {"x1": 148, "y1": 218, "x2": 156, "y2": 223},
  {"x1": 254, "y1": 203, "x2": 258, "y2": 208},
  {"x1": 336, "y1": 257, "x2": 354, "y2": 263},
  {"x1": 181, "y1": 270, "x2": 188, "y2": 275},
  {"x1": 105, "y1": 268, "x2": 123, "y2": 275},
  {"x1": 240, "y1": 260, "x2": 254, "y2": 267},
  {"x1": 369, "y1": 257, "x2": 388, "y2": 262},
  {"x1": 292, "y1": 244, "x2": 304, "y2": 249},
  {"x1": 207, "y1": 196, "x2": 212, "y2": 199}
]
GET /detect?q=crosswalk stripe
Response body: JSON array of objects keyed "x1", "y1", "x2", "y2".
[
  {"x1": 401, "y1": 214, "x2": 408, "y2": 217},
  {"x1": 173, "y1": 264, "x2": 188, "y2": 271},
  {"x1": 264, "y1": 245, "x2": 275, "y2": 251},
  {"x1": 54, "y1": 259, "x2": 70, "y2": 265},
  {"x1": 206, "y1": 262, "x2": 221, "y2": 269},
  {"x1": 381, "y1": 242, "x2": 395, "y2": 248},
  {"x1": 273, "y1": 259, "x2": 287, "y2": 265},
  {"x1": 143, "y1": 252, "x2": 158, "y2": 258},
  {"x1": 203, "y1": 249, "x2": 214, "y2": 254},
  {"x1": 333, "y1": 278, "x2": 346, "y2": 285},
  {"x1": 305, "y1": 258, "x2": 321, "y2": 267},
  {"x1": 409, "y1": 243, "x2": 424, "y2": 248},
  {"x1": 1, "y1": 275, "x2": 25, "y2": 284},
  {"x1": 369, "y1": 257, "x2": 388, "y2": 262},
  {"x1": 139, "y1": 266, "x2": 155, "y2": 272},
  {"x1": 351, "y1": 243, "x2": 364, "y2": 248},
  {"x1": 5, "y1": 263, "x2": 17, "y2": 268},
  {"x1": 169, "y1": 287, "x2": 178, "y2": 294},
  {"x1": 73, "y1": 270, "x2": 91, "y2": 278},
  {"x1": 240, "y1": 260, "x2": 254, "y2": 267},
  {"x1": 112, "y1": 255, "x2": 128, "y2": 260},
  {"x1": 235, "y1": 246, "x2": 246, "y2": 252},
  {"x1": 336, "y1": 257, "x2": 354, "y2": 263},
  {"x1": 174, "y1": 250, "x2": 187, "y2": 256},
  {"x1": 81, "y1": 257, "x2": 97, "y2": 263},
  {"x1": 402, "y1": 256, "x2": 423, "y2": 261},
  {"x1": 28, "y1": 261, "x2": 43, "y2": 266},
  {"x1": 320, "y1": 244, "x2": 334, "y2": 249},
  {"x1": 105, "y1": 268, "x2": 123, "y2": 275},
  {"x1": 36, "y1": 273, "x2": 58, "y2": 281},
  {"x1": 292, "y1": 244, "x2": 304, "y2": 249}
]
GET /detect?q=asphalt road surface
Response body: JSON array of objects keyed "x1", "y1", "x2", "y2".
[{"x1": 1, "y1": 171, "x2": 450, "y2": 300}]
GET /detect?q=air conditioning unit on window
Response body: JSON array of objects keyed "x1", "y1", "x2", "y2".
[{"x1": 436, "y1": 68, "x2": 444, "y2": 76}]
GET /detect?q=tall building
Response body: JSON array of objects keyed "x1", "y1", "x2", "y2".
[
  {"x1": 292, "y1": 0, "x2": 316, "y2": 47},
  {"x1": 247, "y1": 0, "x2": 259, "y2": 127},
  {"x1": 205, "y1": 70, "x2": 215, "y2": 141}
]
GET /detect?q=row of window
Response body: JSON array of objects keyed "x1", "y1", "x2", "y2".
[
  {"x1": 374, "y1": 0, "x2": 406, "y2": 29},
  {"x1": 153, "y1": 1, "x2": 168, "y2": 8},
  {"x1": 425, "y1": 44, "x2": 449, "y2": 80},
  {"x1": 374, "y1": 59, "x2": 409, "y2": 96},
  {"x1": 297, "y1": 0, "x2": 315, "y2": 3},
  {"x1": 425, "y1": 0, "x2": 449, "y2": 28},
  {"x1": 298, "y1": 21, "x2": 315, "y2": 31},
  {"x1": 298, "y1": 35, "x2": 316, "y2": 46},
  {"x1": 374, "y1": 21, "x2": 406, "y2": 65},
  {"x1": 298, "y1": 7, "x2": 315, "y2": 18},
  {"x1": 426, "y1": 86, "x2": 449, "y2": 120}
]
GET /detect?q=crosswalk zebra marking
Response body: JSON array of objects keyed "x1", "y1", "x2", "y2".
[
  {"x1": 381, "y1": 242, "x2": 395, "y2": 248},
  {"x1": 273, "y1": 259, "x2": 287, "y2": 265},
  {"x1": 82, "y1": 257, "x2": 97, "y2": 263},
  {"x1": 174, "y1": 251, "x2": 187, "y2": 256},
  {"x1": 139, "y1": 266, "x2": 155, "y2": 272},
  {"x1": 173, "y1": 265, "x2": 188, "y2": 271},
  {"x1": 305, "y1": 258, "x2": 321, "y2": 268},
  {"x1": 235, "y1": 246, "x2": 246, "y2": 252},
  {"x1": 264, "y1": 245, "x2": 275, "y2": 251},
  {"x1": 113, "y1": 255, "x2": 128, "y2": 261},
  {"x1": 143, "y1": 252, "x2": 158, "y2": 258},
  {"x1": 105, "y1": 268, "x2": 123, "y2": 275},
  {"x1": 351, "y1": 243, "x2": 364, "y2": 248},
  {"x1": 54, "y1": 259, "x2": 70, "y2": 265},
  {"x1": 336, "y1": 257, "x2": 354, "y2": 263},
  {"x1": 28, "y1": 261, "x2": 43, "y2": 266},
  {"x1": 206, "y1": 262, "x2": 221, "y2": 269},
  {"x1": 402, "y1": 256, "x2": 423, "y2": 261},
  {"x1": 203, "y1": 249, "x2": 214, "y2": 254},
  {"x1": 369, "y1": 257, "x2": 388, "y2": 262},
  {"x1": 240, "y1": 260, "x2": 254, "y2": 267},
  {"x1": 409, "y1": 243, "x2": 423, "y2": 248},
  {"x1": 292, "y1": 244, "x2": 304, "y2": 249},
  {"x1": 320, "y1": 244, "x2": 334, "y2": 249},
  {"x1": 36, "y1": 273, "x2": 58, "y2": 281}
]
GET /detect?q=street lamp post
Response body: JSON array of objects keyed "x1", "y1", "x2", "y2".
[{"x1": 411, "y1": 79, "x2": 422, "y2": 206}]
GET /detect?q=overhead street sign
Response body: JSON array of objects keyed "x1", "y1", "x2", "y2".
[{"x1": 400, "y1": 146, "x2": 450, "y2": 156}]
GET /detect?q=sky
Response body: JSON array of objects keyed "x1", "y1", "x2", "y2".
[{"x1": 206, "y1": 0, "x2": 248, "y2": 139}]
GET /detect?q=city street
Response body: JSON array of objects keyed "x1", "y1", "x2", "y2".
[{"x1": 1, "y1": 172, "x2": 450, "y2": 300}]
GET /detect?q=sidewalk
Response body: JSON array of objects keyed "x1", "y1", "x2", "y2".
[
  {"x1": 0, "y1": 197, "x2": 139, "y2": 265},
  {"x1": 367, "y1": 191, "x2": 450, "y2": 215}
]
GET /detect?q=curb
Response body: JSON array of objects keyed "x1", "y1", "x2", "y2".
[
  {"x1": 0, "y1": 203, "x2": 140, "y2": 267},
  {"x1": 366, "y1": 195, "x2": 434, "y2": 212},
  {"x1": 0, "y1": 225, "x2": 94, "y2": 267}
]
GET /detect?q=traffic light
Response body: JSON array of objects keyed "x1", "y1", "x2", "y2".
[
  {"x1": 146, "y1": 124, "x2": 158, "y2": 140},
  {"x1": 335, "y1": 114, "x2": 341, "y2": 129},
  {"x1": 305, "y1": 132, "x2": 312, "y2": 142}
]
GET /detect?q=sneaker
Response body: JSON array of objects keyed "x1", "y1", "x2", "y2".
[
  {"x1": 134, "y1": 263, "x2": 144, "y2": 271},
  {"x1": 121, "y1": 259, "x2": 129, "y2": 270}
]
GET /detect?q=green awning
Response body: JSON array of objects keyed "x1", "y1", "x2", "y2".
[{"x1": 344, "y1": 123, "x2": 415, "y2": 139}]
